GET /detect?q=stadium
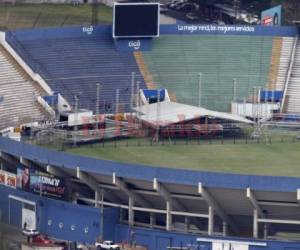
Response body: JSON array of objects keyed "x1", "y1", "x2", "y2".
[{"x1": 1, "y1": 1, "x2": 300, "y2": 249}]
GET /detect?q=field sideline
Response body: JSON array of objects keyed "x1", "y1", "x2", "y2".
[{"x1": 65, "y1": 140, "x2": 300, "y2": 177}]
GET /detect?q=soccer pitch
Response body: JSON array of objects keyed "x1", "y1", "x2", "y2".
[{"x1": 65, "y1": 140, "x2": 300, "y2": 177}]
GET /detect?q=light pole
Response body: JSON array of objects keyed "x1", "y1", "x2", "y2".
[
  {"x1": 233, "y1": 78, "x2": 237, "y2": 102},
  {"x1": 96, "y1": 83, "x2": 101, "y2": 116},
  {"x1": 198, "y1": 72, "x2": 202, "y2": 107},
  {"x1": 115, "y1": 88, "x2": 120, "y2": 114},
  {"x1": 74, "y1": 95, "x2": 79, "y2": 146},
  {"x1": 130, "y1": 72, "x2": 135, "y2": 111}
]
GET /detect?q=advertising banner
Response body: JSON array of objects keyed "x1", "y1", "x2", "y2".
[
  {"x1": 6, "y1": 172, "x2": 16, "y2": 188},
  {"x1": 17, "y1": 167, "x2": 31, "y2": 191},
  {"x1": 0, "y1": 171, "x2": 5, "y2": 185},
  {"x1": 17, "y1": 167, "x2": 66, "y2": 199},
  {"x1": 0, "y1": 170, "x2": 16, "y2": 189},
  {"x1": 261, "y1": 5, "x2": 282, "y2": 26},
  {"x1": 30, "y1": 174, "x2": 65, "y2": 199}
]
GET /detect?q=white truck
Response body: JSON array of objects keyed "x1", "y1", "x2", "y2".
[{"x1": 95, "y1": 241, "x2": 120, "y2": 250}]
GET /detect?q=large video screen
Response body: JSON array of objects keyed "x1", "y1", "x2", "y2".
[{"x1": 113, "y1": 3, "x2": 160, "y2": 38}]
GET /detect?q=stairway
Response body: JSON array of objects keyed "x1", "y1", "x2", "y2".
[
  {"x1": 134, "y1": 51, "x2": 177, "y2": 101},
  {"x1": 134, "y1": 51, "x2": 157, "y2": 89},
  {"x1": 0, "y1": 45, "x2": 51, "y2": 130},
  {"x1": 283, "y1": 38, "x2": 300, "y2": 114},
  {"x1": 267, "y1": 37, "x2": 282, "y2": 90},
  {"x1": 276, "y1": 37, "x2": 295, "y2": 91}
]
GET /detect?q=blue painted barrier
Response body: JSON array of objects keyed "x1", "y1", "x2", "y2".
[{"x1": 0, "y1": 137, "x2": 300, "y2": 192}]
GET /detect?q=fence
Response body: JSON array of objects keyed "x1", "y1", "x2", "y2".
[{"x1": 23, "y1": 125, "x2": 300, "y2": 151}]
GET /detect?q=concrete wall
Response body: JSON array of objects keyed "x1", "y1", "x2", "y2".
[
  {"x1": 115, "y1": 224, "x2": 300, "y2": 250},
  {"x1": 2, "y1": 184, "x2": 300, "y2": 249},
  {"x1": 0, "y1": 185, "x2": 119, "y2": 244}
]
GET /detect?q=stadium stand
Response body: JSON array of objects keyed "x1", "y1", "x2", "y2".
[
  {"x1": 142, "y1": 35, "x2": 274, "y2": 111},
  {"x1": 0, "y1": 45, "x2": 50, "y2": 130},
  {"x1": 134, "y1": 51, "x2": 156, "y2": 90},
  {"x1": 276, "y1": 37, "x2": 295, "y2": 91},
  {"x1": 267, "y1": 37, "x2": 282, "y2": 90},
  {"x1": 283, "y1": 38, "x2": 300, "y2": 114},
  {"x1": 6, "y1": 30, "x2": 146, "y2": 113}
]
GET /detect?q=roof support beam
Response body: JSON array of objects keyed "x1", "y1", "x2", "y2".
[
  {"x1": 113, "y1": 173, "x2": 152, "y2": 207},
  {"x1": 154, "y1": 178, "x2": 188, "y2": 232},
  {"x1": 113, "y1": 173, "x2": 153, "y2": 228},
  {"x1": 198, "y1": 182, "x2": 238, "y2": 234},
  {"x1": 20, "y1": 156, "x2": 35, "y2": 168},
  {"x1": 47, "y1": 164, "x2": 69, "y2": 178},
  {"x1": 246, "y1": 188, "x2": 264, "y2": 217},
  {"x1": 247, "y1": 187, "x2": 271, "y2": 239},
  {"x1": 77, "y1": 167, "x2": 99, "y2": 191},
  {"x1": 153, "y1": 178, "x2": 186, "y2": 211}
]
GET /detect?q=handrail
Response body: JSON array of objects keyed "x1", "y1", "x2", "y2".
[
  {"x1": 280, "y1": 35, "x2": 299, "y2": 112},
  {"x1": 36, "y1": 95, "x2": 56, "y2": 118}
]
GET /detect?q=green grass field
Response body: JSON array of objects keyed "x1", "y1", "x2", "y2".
[
  {"x1": 64, "y1": 139, "x2": 300, "y2": 177},
  {"x1": 0, "y1": 4, "x2": 112, "y2": 30}
]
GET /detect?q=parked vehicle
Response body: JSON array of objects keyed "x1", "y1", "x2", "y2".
[
  {"x1": 95, "y1": 241, "x2": 120, "y2": 250},
  {"x1": 22, "y1": 228, "x2": 40, "y2": 237},
  {"x1": 32, "y1": 235, "x2": 54, "y2": 245}
]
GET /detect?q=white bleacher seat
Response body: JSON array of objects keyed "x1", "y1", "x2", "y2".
[{"x1": 0, "y1": 47, "x2": 50, "y2": 130}]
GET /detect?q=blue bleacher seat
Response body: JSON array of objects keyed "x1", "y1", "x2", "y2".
[{"x1": 6, "y1": 28, "x2": 145, "y2": 113}]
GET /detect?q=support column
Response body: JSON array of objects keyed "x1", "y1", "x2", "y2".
[
  {"x1": 99, "y1": 189, "x2": 104, "y2": 242},
  {"x1": 263, "y1": 223, "x2": 268, "y2": 240},
  {"x1": 128, "y1": 196, "x2": 135, "y2": 227},
  {"x1": 120, "y1": 208, "x2": 124, "y2": 223},
  {"x1": 95, "y1": 189, "x2": 100, "y2": 208},
  {"x1": 222, "y1": 221, "x2": 228, "y2": 237},
  {"x1": 208, "y1": 206, "x2": 214, "y2": 236},
  {"x1": 184, "y1": 216, "x2": 189, "y2": 233},
  {"x1": 166, "y1": 201, "x2": 172, "y2": 231},
  {"x1": 150, "y1": 213, "x2": 156, "y2": 228},
  {"x1": 253, "y1": 209, "x2": 258, "y2": 239}
]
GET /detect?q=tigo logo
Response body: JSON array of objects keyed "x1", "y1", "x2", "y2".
[
  {"x1": 82, "y1": 26, "x2": 94, "y2": 35},
  {"x1": 128, "y1": 40, "x2": 141, "y2": 50}
]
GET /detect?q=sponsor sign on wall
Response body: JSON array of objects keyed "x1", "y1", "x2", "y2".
[
  {"x1": 114, "y1": 38, "x2": 153, "y2": 52},
  {"x1": 17, "y1": 167, "x2": 65, "y2": 199},
  {"x1": 261, "y1": 5, "x2": 282, "y2": 26},
  {"x1": 0, "y1": 170, "x2": 16, "y2": 189},
  {"x1": 30, "y1": 174, "x2": 65, "y2": 199}
]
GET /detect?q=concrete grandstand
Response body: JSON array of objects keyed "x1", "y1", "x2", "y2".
[{"x1": 1, "y1": 9, "x2": 300, "y2": 250}]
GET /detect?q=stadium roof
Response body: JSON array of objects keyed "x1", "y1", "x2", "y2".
[{"x1": 135, "y1": 101, "x2": 253, "y2": 127}]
